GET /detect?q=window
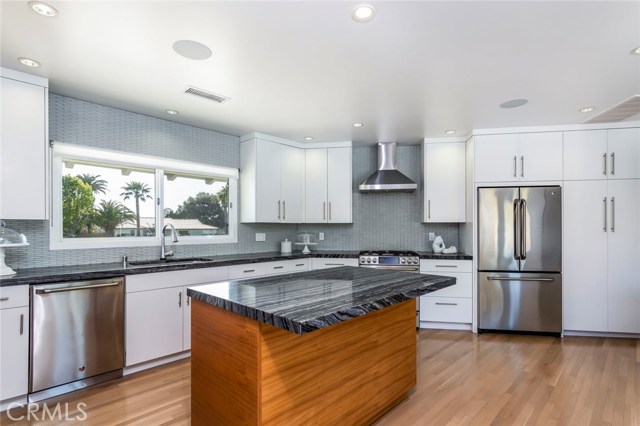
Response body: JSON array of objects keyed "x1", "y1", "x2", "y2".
[{"x1": 51, "y1": 143, "x2": 238, "y2": 249}]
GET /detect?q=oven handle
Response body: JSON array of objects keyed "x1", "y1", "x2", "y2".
[{"x1": 360, "y1": 265, "x2": 420, "y2": 272}]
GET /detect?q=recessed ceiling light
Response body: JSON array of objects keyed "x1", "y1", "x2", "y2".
[
  {"x1": 352, "y1": 5, "x2": 375, "y2": 23},
  {"x1": 630, "y1": 47, "x2": 640, "y2": 55},
  {"x1": 304, "y1": 136, "x2": 313, "y2": 141},
  {"x1": 29, "y1": 1, "x2": 58, "y2": 17},
  {"x1": 173, "y1": 40, "x2": 212, "y2": 60},
  {"x1": 165, "y1": 109, "x2": 179, "y2": 115},
  {"x1": 444, "y1": 130, "x2": 456, "y2": 135},
  {"x1": 499, "y1": 98, "x2": 528, "y2": 109},
  {"x1": 18, "y1": 57, "x2": 40, "y2": 67},
  {"x1": 353, "y1": 122, "x2": 364, "y2": 128},
  {"x1": 579, "y1": 106, "x2": 595, "y2": 113}
]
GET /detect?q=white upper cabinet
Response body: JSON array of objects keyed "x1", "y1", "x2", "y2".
[
  {"x1": 305, "y1": 147, "x2": 352, "y2": 223},
  {"x1": 564, "y1": 128, "x2": 640, "y2": 180},
  {"x1": 607, "y1": 128, "x2": 640, "y2": 180},
  {"x1": 241, "y1": 138, "x2": 304, "y2": 223},
  {"x1": 0, "y1": 68, "x2": 49, "y2": 219},
  {"x1": 474, "y1": 132, "x2": 562, "y2": 182},
  {"x1": 423, "y1": 142, "x2": 465, "y2": 222}
]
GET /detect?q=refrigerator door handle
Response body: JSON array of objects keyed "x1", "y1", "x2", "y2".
[
  {"x1": 487, "y1": 276, "x2": 555, "y2": 282},
  {"x1": 520, "y1": 199, "x2": 527, "y2": 260},
  {"x1": 513, "y1": 199, "x2": 521, "y2": 260}
]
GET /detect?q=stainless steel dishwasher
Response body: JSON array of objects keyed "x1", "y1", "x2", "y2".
[{"x1": 30, "y1": 277, "x2": 125, "y2": 401}]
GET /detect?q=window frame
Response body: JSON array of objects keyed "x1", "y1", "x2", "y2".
[{"x1": 50, "y1": 143, "x2": 238, "y2": 250}]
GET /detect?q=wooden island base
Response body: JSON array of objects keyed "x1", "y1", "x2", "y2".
[{"x1": 191, "y1": 299, "x2": 417, "y2": 426}]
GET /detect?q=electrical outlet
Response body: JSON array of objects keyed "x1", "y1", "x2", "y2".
[
  {"x1": 319, "y1": 232, "x2": 325, "y2": 241},
  {"x1": 429, "y1": 232, "x2": 435, "y2": 241},
  {"x1": 255, "y1": 233, "x2": 266, "y2": 242}
]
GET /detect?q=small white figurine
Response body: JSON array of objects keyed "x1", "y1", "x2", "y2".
[
  {"x1": 442, "y1": 246, "x2": 458, "y2": 254},
  {"x1": 432, "y1": 236, "x2": 445, "y2": 253}
]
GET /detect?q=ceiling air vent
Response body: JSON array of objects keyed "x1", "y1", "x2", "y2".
[
  {"x1": 585, "y1": 95, "x2": 640, "y2": 124},
  {"x1": 184, "y1": 86, "x2": 230, "y2": 104}
]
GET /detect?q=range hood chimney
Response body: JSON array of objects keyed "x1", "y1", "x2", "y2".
[{"x1": 359, "y1": 143, "x2": 417, "y2": 193}]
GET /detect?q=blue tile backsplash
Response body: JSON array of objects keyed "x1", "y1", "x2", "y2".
[{"x1": 4, "y1": 95, "x2": 457, "y2": 269}]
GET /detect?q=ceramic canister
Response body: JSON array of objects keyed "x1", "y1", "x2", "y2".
[{"x1": 280, "y1": 238, "x2": 292, "y2": 254}]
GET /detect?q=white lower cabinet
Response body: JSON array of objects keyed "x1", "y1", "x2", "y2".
[
  {"x1": 125, "y1": 267, "x2": 228, "y2": 367},
  {"x1": 311, "y1": 258, "x2": 359, "y2": 270},
  {"x1": 419, "y1": 260, "x2": 472, "y2": 329},
  {"x1": 0, "y1": 286, "x2": 29, "y2": 401}
]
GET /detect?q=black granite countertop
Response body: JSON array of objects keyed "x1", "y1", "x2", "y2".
[
  {"x1": 0, "y1": 250, "x2": 471, "y2": 287},
  {"x1": 417, "y1": 251, "x2": 473, "y2": 260},
  {"x1": 0, "y1": 251, "x2": 360, "y2": 287},
  {"x1": 187, "y1": 266, "x2": 455, "y2": 334}
]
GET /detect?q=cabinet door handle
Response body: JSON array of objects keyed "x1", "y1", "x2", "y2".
[
  {"x1": 20, "y1": 313, "x2": 24, "y2": 335},
  {"x1": 513, "y1": 156, "x2": 517, "y2": 177},
  {"x1": 611, "y1": 197, "x2": 615, "y2": 232},
  {"x1": 244, "y1": 269, "x2": 255, "y2": 273},
  {"x1": 325, "y1": 263, "x2": 344, "y2": 266},
  {"x1": 178, "y1": 291, "x2": 182, "y2": 308},
  {"x1": 274, "y1": 266, "x2": 284, "y2": 269},
  {"x1": 187, "y1": 296, "x2": 190, "y2": 307},
  {"x1": 295, "y1": 263, "x2": 305, "y2": 267},
  {"x1": 520, "y1": 156, "x2": 524, "y2": 177},
  {"x1": 282, "y1": 200, "x2": 286, "y2": 220},
  {"x1": 603, "y1": 153, "x2": 607, "y2": 175},
  {"x1": 323, "y1": 201, "x2": 326, "y2": 220},
  {"x1": 603, "y1": 197, "x2": 607, "y2": 232},
  {"x1": 435, "y1": 302, "x2": 458, "y2": 306},
  {"x1": 329, "y1": 202, "x2": 332, "y2": 220},
  {"x1": 435, "y1": 265, "x2": 458, "y2": 268},
  {"x1": 277, "y1": 200, "x2": 281, "y2": 220},
  {"x1": 610, "y1": 152, "x2": 615, "y2": 175},
  {"x1": 0, "y1": 297, "x2": 9, "y2": 301}
]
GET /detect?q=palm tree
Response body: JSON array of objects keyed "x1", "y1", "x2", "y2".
[
  {"x1": 76, "y1": 174, "x2": 108, "y2": 235},
  {"x1": 120, "y1": 181, "x2": 153, "y2": 236},
  {"x1": 77, "y1": 174, "x2": 108, "y2": 195},
  {"x1": 94, "y1": 200, "x2": 135, "y2": 237}
]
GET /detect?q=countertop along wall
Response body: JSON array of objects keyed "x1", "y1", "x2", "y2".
[{"x1": 4, "y1": 96, "x2": 458, "y2": 269}]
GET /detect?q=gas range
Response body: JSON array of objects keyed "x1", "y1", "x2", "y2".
[{"x1": 358, "y1": 250, "x2": 420, "y2": 270}]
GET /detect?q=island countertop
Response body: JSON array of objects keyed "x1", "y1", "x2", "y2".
[{"x1": 187, "y1": 266, "x2": 455, "y2": 334}]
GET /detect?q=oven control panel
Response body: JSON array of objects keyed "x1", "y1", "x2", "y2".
[{"x1": 358, "y1": 254, "x2": 420, "y2": 266}]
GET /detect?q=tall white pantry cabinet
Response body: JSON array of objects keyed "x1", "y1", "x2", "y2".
[{"x1": 563, "y1": 128, "x2": 640, "y2": 334}]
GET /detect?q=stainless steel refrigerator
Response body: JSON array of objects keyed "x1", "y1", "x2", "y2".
[{"x1": 478, "y1": 186, "x2": 562, "y2": 335}]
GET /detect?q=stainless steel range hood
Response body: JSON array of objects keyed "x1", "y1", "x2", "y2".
[{"x1": 359, "y1": 143, "x2": 417, "y2": 193}]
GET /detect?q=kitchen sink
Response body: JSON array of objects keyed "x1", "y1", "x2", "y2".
[{"x1": 127, "y1": 257, "x2": 215, "y2": 268}]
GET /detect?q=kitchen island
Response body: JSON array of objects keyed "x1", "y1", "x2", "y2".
[{"x1": 187, "y1": 266, "x2": 455, "y2": 426}]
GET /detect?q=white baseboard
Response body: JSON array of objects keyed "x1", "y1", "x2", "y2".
[
  {"x1": 124, "y1": 351, "x2": 191, "y2": 375},
  {"x1": 563, "y1": 330, "x2": 640, "y2": 339},
  {"x1": 419, "y1": 321, "x2": 472, "y2": 331},
  {"x1": 1, "y1": 395, "x2": 28, "y2": 414}
]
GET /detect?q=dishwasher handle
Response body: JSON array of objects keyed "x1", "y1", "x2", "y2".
[{"x1": 35, "y1": 282, "x2": 123, "y2": 294}]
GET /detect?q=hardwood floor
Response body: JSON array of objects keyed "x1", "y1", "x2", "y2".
[{"x1": 2, "y1": 330, "x2": 638, "y2": 426}]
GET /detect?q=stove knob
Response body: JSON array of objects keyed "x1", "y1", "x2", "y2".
[
  {"x1": 360, "y1": 258, "x2": 365, "y2": 264},
  {"x1": 412, "y1": 258, "x2": 418, "y2": 264},
  {"x1": 367, "y1": 258, "x2": 371, "y2": 263},
  {"x1": 372, "y1": 258, "x2": 377, "y2": 263},
  {"x1": 401, "y1": 258, "x2": 406, "y2": 264}
]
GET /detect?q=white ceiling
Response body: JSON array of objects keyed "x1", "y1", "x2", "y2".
[{"x1": 2, "y1": 1, "x2": 639, "y2": 146}]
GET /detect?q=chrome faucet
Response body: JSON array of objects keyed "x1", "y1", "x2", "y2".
[{"x1": 161, "y1": 224, "x2": 179, "y2": 260}]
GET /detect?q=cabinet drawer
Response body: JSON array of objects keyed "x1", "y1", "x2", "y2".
[
  {"x1": 422, "y1": 272, "x2": 471, "y2": 298},
  {"x1": 264, "y1": 259, "x2": 310, "y2": 275},
  {"x1": 0, "y1": 285, "x2": 29, "y2": 309},
  {"x1": 420, "y1": 297, "x2": 472, "y2": 323},
  {"x1": 229, "y1": 263, "x2": 266, "y2": 279},
  {"x1": 420, "y1": 259, "x2": 471, "y2": 273},
  {"x1": 311, "y1": 258, "x2": 359, "y2": 270},
  {"x1": 126, "y1": 267, "x2": 229, "y2": 293}
]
